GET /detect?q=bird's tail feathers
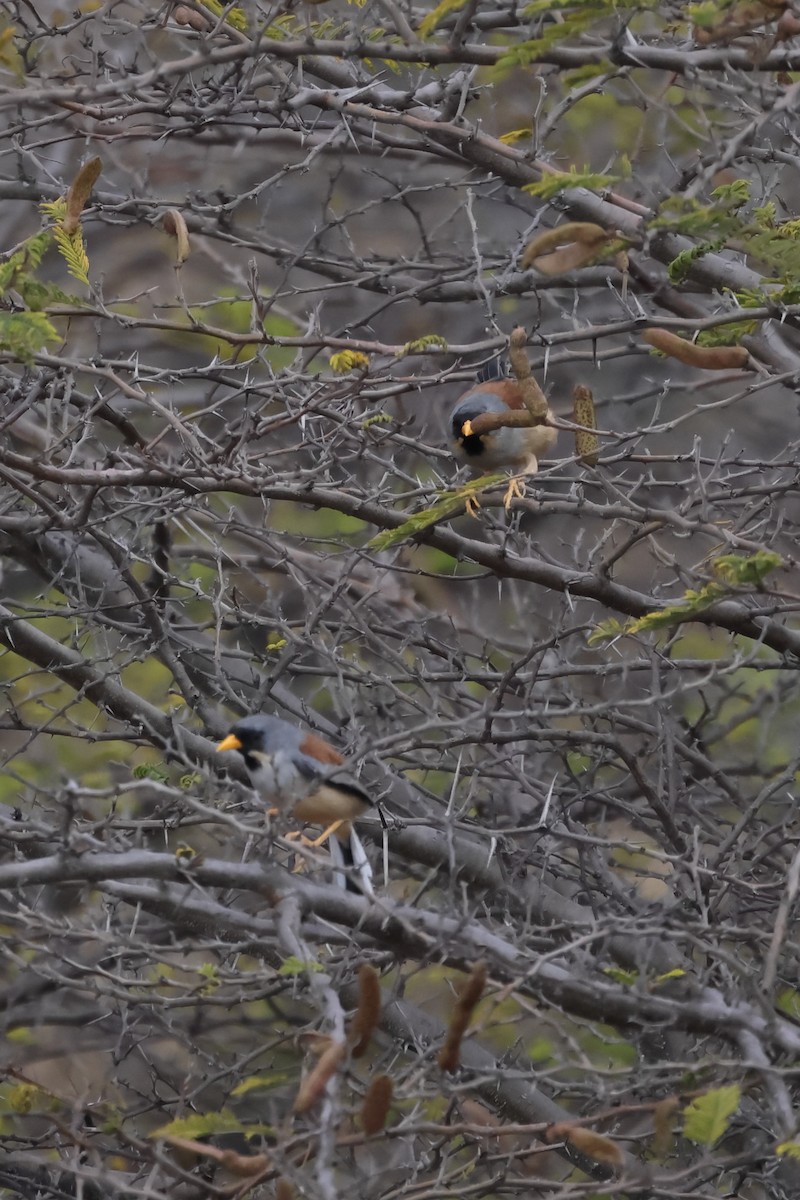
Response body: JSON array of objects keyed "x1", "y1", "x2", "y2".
[
  {"x1": 329, "y1": 827, "x2": 373, "y2": 896},
  {"x1": 476, "y1": 357, "x2": 504, "y2": 384}
]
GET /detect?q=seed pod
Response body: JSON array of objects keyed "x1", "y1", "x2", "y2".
[
  {"x1": 573, "y1": 384, "x2": 599, "y2": 466},
  {"x1": 643, "y1": 329, "x2": 750, "y2": 370}
]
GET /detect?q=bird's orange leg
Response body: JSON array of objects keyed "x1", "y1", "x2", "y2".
[
  {"x1": 503, "y1": 475, "x2": 527, "y2": 510},
  {"x1": 286, "y1": 822, "x2": 345, "y2": 874},
  {"x1": 503, "y1": 457, "x2": 540, "y2": 510}
]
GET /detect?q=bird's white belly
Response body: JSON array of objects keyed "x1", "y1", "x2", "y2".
[{"x1": 248, "y1": 750, "x2": 308, "y2": 810}]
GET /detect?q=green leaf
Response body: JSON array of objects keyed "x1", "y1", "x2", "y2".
[
  {"x1": 18, "y1": 278, "x2": 78, "y2": 311},
  {"x1": 523, "y1": 167, "x2": 619, "y2": 200},
  {"x1": 776, "y1": 986, "x2": 800, "y2": 1020},
  {"x1": 667, "y1": 241, "x2": 722, "y2": 284},
  {"x1": 397, "y1": 334, "x2": 448, "y2": 356},
  {"x1": 198, "y1": 963, "x2": 219, "y2": 988},
  {"x1": 231, "y1": 1072, "x2": 291, "y2": 1097},
  {"x1": 151, "y1": 1110, "x2": 270, "y2": 1138},
  {"x1": 754, "y1": 202, "x2": 776, "y2": 227},
  {"x1": 203, "y1": 0, "x2": 248, "y2": 30},
  {"x1": 494, "y1": 0, "x2": 644, "y2": 76},
  {"x1": 589, "y1": 552, "x2": 779, "y2": 644},
  {"x1": 0, "y1": 311, "x2": 60, "y2": 362},
  {"x1": 561, "y1": 62, "x2": 614, "y2": 87},
  {"x1": 777, "y1": 1140, "x2": 800, "y2": 1160},
  {"x1": 602, "y1": 966, "x2": 638, "y2": 985},
  {"x1": 651, "y1": 968, "x2": 686, "y2": 986},
  {"x1": 687, "y1": 0, "x2": 722, "y2": 27},
  {"x1": 330, "y1": 349, "x2": 370, "y2": 373},
  {"x1": 711, "y1": 178, "x2": 751, "y2": 207},
  {"x1": 0, "y1": 230, "x2": 52, "y2": 291},
  {"x1": 7, "y1": 1083, "x2": 46, "y2": 1114},
  {"x1": 695, "y1": 320, "x2": 757, "y2": 347},
  {"x1": 418, "y1": 0, "x2": 467, "y2": 38},
  {"x1": 713, "y1": 550, "x2": 781, "y2": 587},
  {"x1": 40, "y1": 196, "x2": 91, "y2": 285},
  {"x1": 627, "y1": 584, "x2": 725, "y2": 634},
  {"x1": 683, "y1": 1084, "x2": 741, "y2": 1146},
  {"x1": 587, "y1": 618, "x2": 626, "y2": 645},
  {"x1": 367, "y1": 475, "x2": 507, "y2": 551},
  {"x1": 278, "y1": 956, "x2": 324, "y2": 976},
  {"x1": 499, "y1": 127, "x2": 533, "y2": 144},
  {"x1": 133, "y1": 763, "x2": 170, "y2": 781}
]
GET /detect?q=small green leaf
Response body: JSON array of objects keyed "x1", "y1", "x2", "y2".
[
  {"x1": 0, "y1": 311, "x2": 59, "y2": 362},
  {"x1": 329, "y1": 349, "x2": 370, "y2": 373},
  {"x1": 368, "y1": 475, "x2": 507, "y2": 550},
  {"x1": 7, "y1": 1083, "x2": 45, "y2": 1114},
  {"x1": 151, "y1": 1111, "x2": 267, "y2": 1139},
  {"x1": 651, "y1": 968, "x2": 686, "y2": 986},
  {"x1": 695, "y1": 320, "x2": 757, "y2": 347},
  {"x1": 587, "y1": 618, "x2": 626, "y2": 645},
  {"x1": 499, "y1": 127, "x2": 533, "y2": 144},
  {"x1": 754, "y1": 202, "x2": 776, "y2": 227},
  {"x1": 712, "y1": 550, "x2": 781, "y2": 587},
  {"x1": 203, "y1": 0, "x2": 248, "y2": 30},
  {"x1": 133, "y1": 763, "x2": 169, "y2": 782},
  {"x1": 683, "y1": 1084, "x2": 741, "y2": 1146},
  {"x1": 231, "y1": 1073, "x2": 291, "y2": 1097},
  {"x1": 397, "y1": 333, "x2": 448, "y2": 356},
  {"x1": 777, "y1": 1140, "x2": 800, "y2": 1160},
  {"x1": 603, "y1": 966, "x2": 638, "y2": 985},
  {"x1": 418, "y1": 0, "x2": 467, "y2": 38},
  {"x1": 523, "y1": 167, "x2": 619, "y2": 200},
  {"x1": 278, "y1": 956, "x2": 324, "y2": 976},
  {"x1": 711, "y1": 178, "x2": 751, "y2": 207}
]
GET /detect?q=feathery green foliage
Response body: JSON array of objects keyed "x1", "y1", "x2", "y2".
[{"x1": 589, "y1": 552, "x2": 782, "y2": 642}]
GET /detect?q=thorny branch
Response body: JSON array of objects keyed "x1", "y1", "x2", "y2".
[{"x1": 4, "y1": 1, "x2": 800, "y2": 1197}]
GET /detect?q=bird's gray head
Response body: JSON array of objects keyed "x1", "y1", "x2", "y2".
[{"x1": 216, "y1": 713, "x2": 299, "y2": 760}]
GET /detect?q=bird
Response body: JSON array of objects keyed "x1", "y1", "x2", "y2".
[
  {"x1": 450, "y1": 361, "x2": 557, "y2": 504},
  {"x1": 216, "y1": 713, "x2": 373, "y2": 894}
]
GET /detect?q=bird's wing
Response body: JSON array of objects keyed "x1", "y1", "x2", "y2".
[{"x1": 291, "y1": 749, "x2": 373, "y2": 809}]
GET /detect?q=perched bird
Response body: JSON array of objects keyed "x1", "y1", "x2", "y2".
[
  {"x1": 216, "y1": 713, "x2": 373, "y2": 893},
  {"x1": 450, "y1": 361, "x2": 557, "y2": 480}
]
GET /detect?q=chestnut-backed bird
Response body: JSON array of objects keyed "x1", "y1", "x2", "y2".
[
  {"x1": 216, "y1": 714, "x2": 373, "y2": 894},
  {"x1": 450, "y1": 360, "x2": 557, "y2": 478}
]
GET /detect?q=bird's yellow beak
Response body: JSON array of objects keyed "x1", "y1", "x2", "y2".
[
  {"x1": 462, "y1": 420, "x2": 474, "y2": 437},
  {"x1": 216, "y1": 734, "x2": 242, "y2": 752}
]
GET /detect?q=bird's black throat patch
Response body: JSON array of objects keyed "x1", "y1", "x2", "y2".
[
  {"x1": 453, "y1": 406, "x2": 490, "y2": 458},
  {"x1": 458, "y1": 427, "x2": 488, "y2": 457}
]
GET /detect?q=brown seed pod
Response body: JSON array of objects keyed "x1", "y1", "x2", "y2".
[
  {"x1": 349, "y1": 964, "x2": 382, "y2": 1058},
  {"x1": 521, "y1": 222, "x2": 611, "y2": 271},
  {"x1": 173, "y1": 5, "x2": 211, "y2": 30},
  {"x1": 643, "y1": 329, "x2": 750, "y2": 370},
  {"x1": 573, "y1": 385, "x2": 600, "y2": 466},
  {"x1": 508, "y1": 327, "x2": 549, "y2": 421},
  {"x1": 547, "y1": 1122, "x2": 624, "y2": 1169},
  {"x1": 64, "y1": 157, "x2": 102, "y2": 235},
  {"x1": 438, "y1": 962, "x2": 487, "y2": 1072},
  {"x1": 293, "y1": 1039, "x2": 347, "y2": 1114},
  {"x1": 162, "y1": 209, "x2": 191, "y2": 265},
  {"x1": 361, "y1": 1074, "x2": 393, "y2": 1135}
]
